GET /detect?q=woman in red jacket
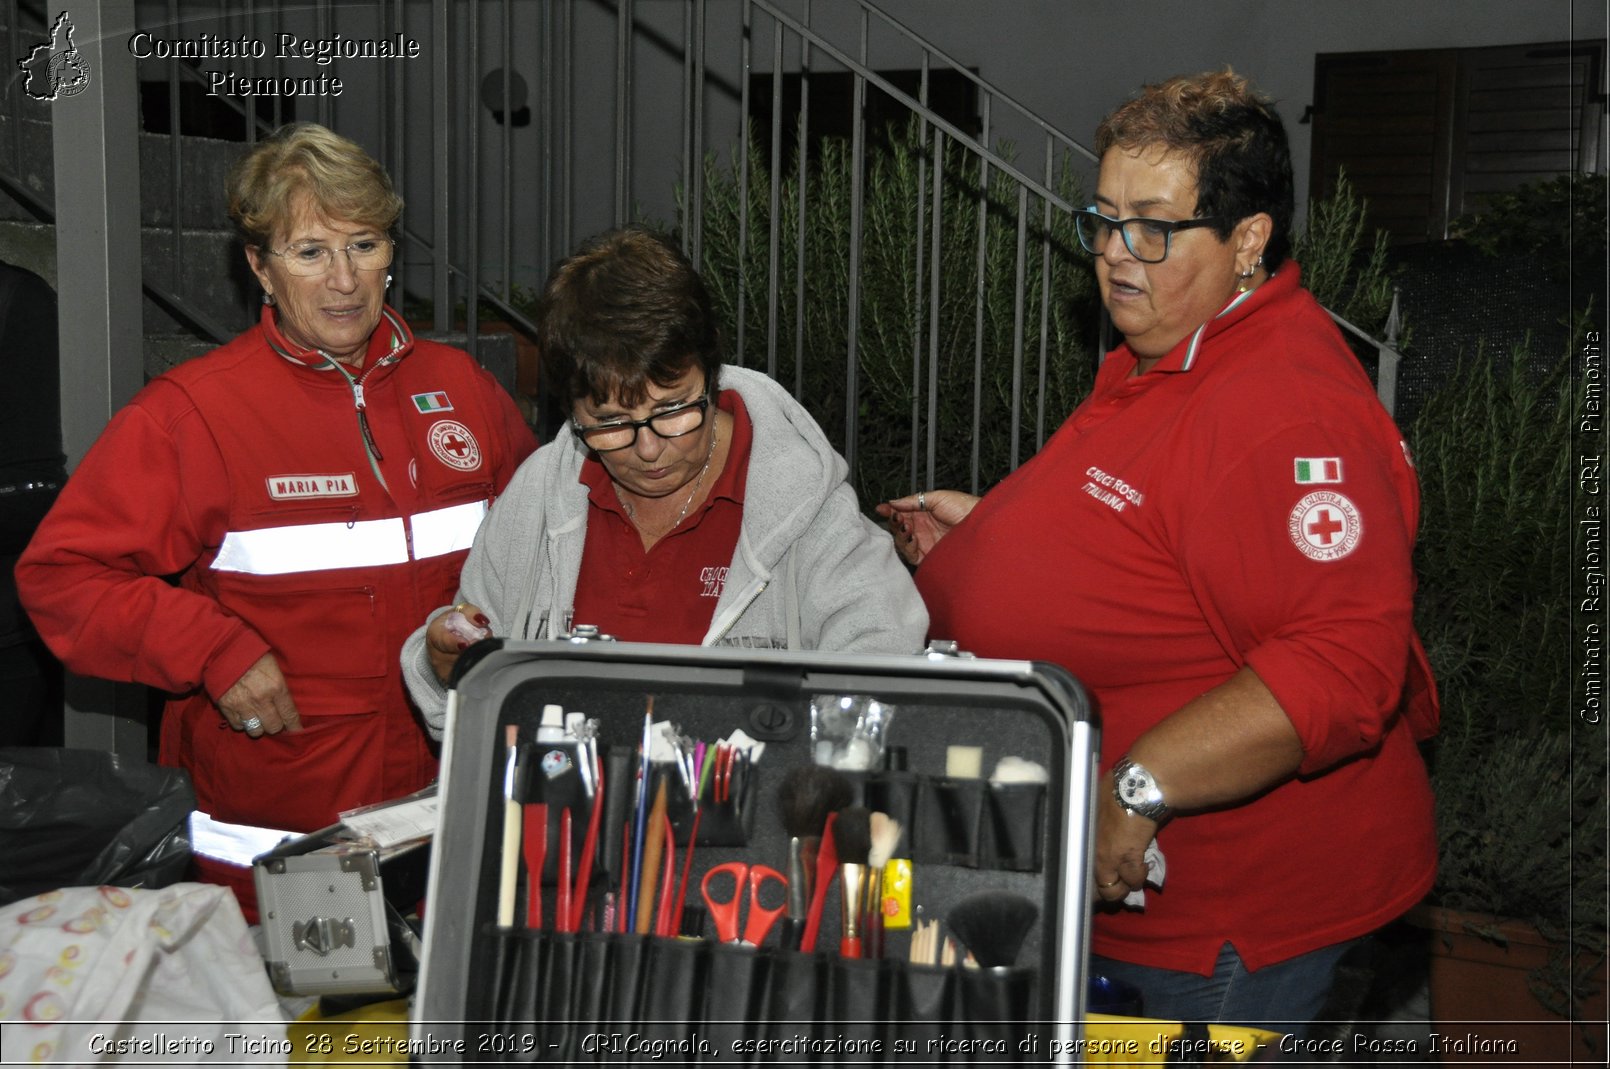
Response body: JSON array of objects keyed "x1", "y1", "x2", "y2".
[
  {"x1": 880, "y1": 71, "x2": 1436, "y2": 1033},
  {"x1": 17, "y1": 123, "x2": 535, "y2": 919}
]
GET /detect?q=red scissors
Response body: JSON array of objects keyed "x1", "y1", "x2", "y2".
[{"x1": 700, "y1": 862, "x2": 787, "y2": 946}]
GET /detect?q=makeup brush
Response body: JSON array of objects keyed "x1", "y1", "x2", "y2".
[
  {"x1": 568, "y1": 743, "x2": 604, "y2": 932},
  {"x1": 496, "y1": 724, "x2": 524, "y2": 927},
  {"x1": 865, "y1": 811, "x2": 901, "y2": 958},
  {"x1": 627, "y1": 697, "x2": 654, "y2": 932},
  {"x1": 798, "y1": 810, "x2": 839, "y2": 953},
  {"x1": 945, "y1": 892, "x2": 1040, "y2": 969},
  {"x1": 522, "y1": 801, "x2": 548, "y2": 929},
  {"x1": 774, "y1": 766, "x2": 853, "y2": 949},
  {"x1": 553, "y1": 808, "x2": 572, "y2": 930},
  {"x1": 635, "y1": 773, "x2": 670, "y2": 935},
  {"x1": 672, "y1": 745, "x2": 716, "y2": 935},
  {"x1": 833, "y1": 805, "x2": 872, "y2": 959}
]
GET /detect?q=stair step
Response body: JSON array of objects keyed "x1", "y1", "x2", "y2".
[
  {"x1": 0, "y1": 218, "x2": 254, "y2": 340},
  {"x1": 0, "y1": 115, "x2": 243, "y2": 229}
]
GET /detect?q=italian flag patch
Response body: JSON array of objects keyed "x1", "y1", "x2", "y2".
[
  {"x1": 1294, "y1": 457, "x2": 1343, "y2": 484},
  {"x1": 412, "y1": 391, "x2": 453, "y2": 414}
]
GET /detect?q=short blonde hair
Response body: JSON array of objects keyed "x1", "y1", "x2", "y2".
[{"x1": 226, "y1": 122, "x2": 402, "y2": 248}]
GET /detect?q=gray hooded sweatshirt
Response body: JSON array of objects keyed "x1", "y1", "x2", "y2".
[{"x1": 402, "y1": 364, "x2": 928, "y2": 735}]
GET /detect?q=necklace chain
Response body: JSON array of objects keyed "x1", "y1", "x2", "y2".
[{"x1": 619, "y1": 421, "x2": 719, "y2": 538}]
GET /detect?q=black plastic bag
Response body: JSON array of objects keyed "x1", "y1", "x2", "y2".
[{"x1": 0, "y1": 747, "x2": 195, "y2": 906}]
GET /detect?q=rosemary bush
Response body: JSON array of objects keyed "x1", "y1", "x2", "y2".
[
  {"x1": 1411, "y1": 346, "x2": 1572, "y2": 737},
  {"x1": 687, "y1": 121, "x2": 1097, "y2": 506},
  {"x1": 1410, "y1": 342, "x2": 1604, "y2": 1018},
  {"x1": 1294, "y1": 168, "x2": 1396, "y2": 334}
]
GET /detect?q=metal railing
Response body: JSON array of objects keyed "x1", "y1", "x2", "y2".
[
  {"x1": 709, "y1": 0, "x2": 1102, "y2": 491},
  {"x1": 4, "y1": 0, "x2": 1409, "y2": 487}
]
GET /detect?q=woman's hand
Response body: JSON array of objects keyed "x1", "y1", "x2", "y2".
[
  {"x1": 427, "y1": 603, "x2": 492, "y2": 684},
  {"x1": 1092, "y1": 790, "x2": 1158, "y2": 902},
  {"x1": 875, "y1": 490, "x2": 980, "y2": 566},
  {"x1": 218, "y1": 653, "x2": 302, "y2": 737}
]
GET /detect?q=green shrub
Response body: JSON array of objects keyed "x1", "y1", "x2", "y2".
[
  {"x1": 1411, "y1": 345, "x2": 1572, "y2": 737},
  {"x1": 1452, "y1": 172, "x2": 1608, "y2": 293},
  {"x1": 1410, "y1": 340, "x2": 1603, "y2": 1020},
  {"x1": 1294, "y1": 168, "x2": 1397, "y2": 335}
]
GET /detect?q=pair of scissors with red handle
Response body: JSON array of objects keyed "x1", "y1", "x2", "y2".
[{"x1": 700, "y1": 862, "x2": 787, "y2": 946}]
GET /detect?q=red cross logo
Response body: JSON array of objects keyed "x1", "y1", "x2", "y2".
[
  {"x1": 1305, "y1": 509, "x2": 1345, "y2": 546},
  {"x1": 428, "y1": 420, "x2": 483, "y2": 472},
  {"x1": 1288, "y1": 491, "x2": 1362, "y2": 561}
]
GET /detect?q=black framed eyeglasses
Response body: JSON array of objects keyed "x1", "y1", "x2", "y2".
[
  {"x1": 1072, "y1": 209, "x2": 1225, "y2": 264},
  {"x1": 571, "y1": 391, "x2": 712, "y2": 452}
]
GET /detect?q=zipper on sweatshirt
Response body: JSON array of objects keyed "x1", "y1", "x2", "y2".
[{"x1": 705, "y1": 586, "x2": 766, "y2": 643}]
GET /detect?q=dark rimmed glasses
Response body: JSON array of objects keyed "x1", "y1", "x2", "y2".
[
  {"x1": 571, "y1": 391, "x2": 712, "y2": 452},
  {"x1": 268, "y1": 238, "x2": 395, "y2": 276},
  {"x1": 1072, "y1": 209, "x2": 1224, "y2": 264}
]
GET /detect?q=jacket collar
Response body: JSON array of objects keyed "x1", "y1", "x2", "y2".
[
  {"x1": 1124, "y1": 263, "x2": 1303, "y2": 375},
  {"x1": 259, "y1": 303, "x2": 415, "y2": 373}
]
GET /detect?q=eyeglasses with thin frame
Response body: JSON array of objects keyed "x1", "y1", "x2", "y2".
[
  {"x1": 571, "y1": 389, "x2": 712, "y2": 452},
  {"x1": 267, "y1": 238, "x2": 396, "y2": 277},
  {"x1": 1072, "y1": 209, "x2": 1225, "y2": 264}
]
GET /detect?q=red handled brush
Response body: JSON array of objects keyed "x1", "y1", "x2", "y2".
[
  {"x1": 555, "y1": 808, "x2": 572, "y2": 932},
  {"x1": 833, "y1": 806, "x2": 872, "y2": 959},
  {"x1": 774, "y1": 766, "x2": 853, "y2": 951},
  {"x1": 522, "y1": 803, "x2": 548, "y2": 929},
  {"x1": 568, "y1": 750, "x2": 604, "y2": 932},
  {"x1": 798, "y1": 810, "x2": 839, "y2": 953}
]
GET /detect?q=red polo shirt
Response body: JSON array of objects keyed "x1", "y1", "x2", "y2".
[
  {"x1": 572, "y1": 389, "x2": 751, "y2": 642},
  {"x1": 916, "y1": 266, "x2": 1436, "y2": 974}
]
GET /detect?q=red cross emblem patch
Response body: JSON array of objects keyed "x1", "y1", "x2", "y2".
[
  {"x1": 427, "y1": 419, "x2": 483, "y2": 472},
  {"x1": 1287, "y1": 490, "x2": 1362, "y2": 561}
]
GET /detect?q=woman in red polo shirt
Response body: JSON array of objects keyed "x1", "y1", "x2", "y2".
[
  {"x1": 402, "y1": 226, "x2": 926, "y2": 726},
  {"x1": 878, "y1": 70, "x2": 1437, "y2": 1033}
]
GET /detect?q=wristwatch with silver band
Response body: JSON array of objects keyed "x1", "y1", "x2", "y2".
[{"x1": 1111, "y1": 756, "x2": 1171, "y2": 822}]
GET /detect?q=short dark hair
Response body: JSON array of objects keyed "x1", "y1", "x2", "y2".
[
  {"x1": 1095, "y1": 69, "x2": 1294, "y2": 271},
  {"x1": 537, "y1": 226, "x2": 722, "y2": 410}
]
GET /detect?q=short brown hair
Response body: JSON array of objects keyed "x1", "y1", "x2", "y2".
[
  {"x1": 537, "y1": 226, "x2": 722, "y2": 410},
  {"x1": 226, "y1": 122, "x2": 402, "y2": 248},
  {"x1": 1096, "y1": 69, "x2": 1294, "y2": 270}
]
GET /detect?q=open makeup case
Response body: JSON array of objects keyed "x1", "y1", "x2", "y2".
[{"x1": 414, "y1": 637, "x2": 1099, "y2": 1064}]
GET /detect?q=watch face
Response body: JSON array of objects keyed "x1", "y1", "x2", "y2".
[{"x1": 1117, "y1": 768, "x2": 1153, "y2": 805}]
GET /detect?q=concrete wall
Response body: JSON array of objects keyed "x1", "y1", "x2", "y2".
[{"x1": 605, "y1": 0, "x2": 1607, "y2": 245}]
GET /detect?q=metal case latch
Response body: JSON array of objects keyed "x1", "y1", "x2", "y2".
[
  {"x1": 563, "y1": 623, "x2": 618, "y2": 643},
  {"x1": 293, "y1": 916, "x2": 357, "y2": 956},
  {"x1": 924, "y1": 639, "x2": 975, "y2": 660}
]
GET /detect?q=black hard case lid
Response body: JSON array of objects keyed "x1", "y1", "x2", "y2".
[{"x1": 415, "y1": 640, "x2": 1099, "y2": 1056}]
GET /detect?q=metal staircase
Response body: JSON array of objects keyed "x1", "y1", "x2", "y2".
[
  {"x1": 1, "y1": 0, "x2": 1408, "y2": 469},
  {"x1": 2, "y1": 0, "x2": 1411, "y2": 752}
]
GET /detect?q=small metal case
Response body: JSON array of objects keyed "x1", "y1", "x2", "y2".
[{"x1": 254, "y1": 831, "x2": 429, "y2": 997}]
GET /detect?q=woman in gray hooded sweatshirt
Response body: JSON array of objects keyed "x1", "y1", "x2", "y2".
[{"x1": 402, "y1": 226, "x2": 927, "y2": 733}]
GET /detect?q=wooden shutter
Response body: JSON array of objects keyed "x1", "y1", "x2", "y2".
[{"x1": 1311, "y1": 41, "x2": 1605, "y2": 244}]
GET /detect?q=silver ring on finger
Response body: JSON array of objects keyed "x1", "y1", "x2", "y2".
[
  {"x1": 241, "y1": 716, "x2": 263, "y2": 732},
  {"x1": 917, "y1": 491, "x2": 927, "y2": 512}
]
